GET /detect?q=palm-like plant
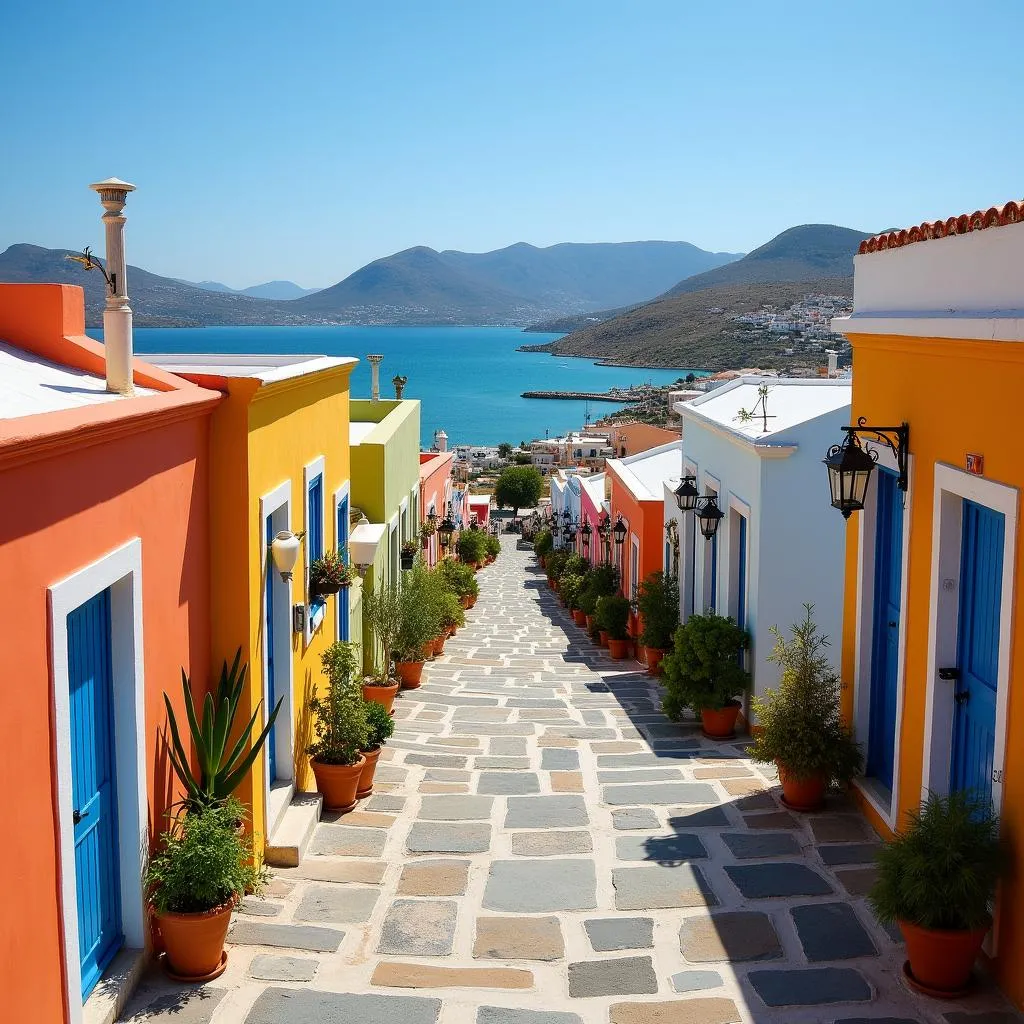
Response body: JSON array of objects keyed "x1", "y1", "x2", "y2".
[{"x1": 165, "y1": 649, "x2": 283, "y2": 810}]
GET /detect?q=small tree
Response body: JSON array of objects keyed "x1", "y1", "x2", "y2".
[
  {"x1": 636, "y1": 571, "x2": 680, "y2": 650},
  {"x1": 363, "y1": 584, "x2": 404, "y2": 681},
  {"x1": 307, "y1": 642, "x2": 370, "y2": 765},
  {"x1": 497, "y1": 442, "x2": 513, "y2": 460},
  {"x1": 494, "y1": 465, "x2": 544, "y2": 517}
]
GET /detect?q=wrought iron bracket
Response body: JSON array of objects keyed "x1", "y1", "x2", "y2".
[{"x1": 840, "y1": 419, "x2": 910, "y2": 492}]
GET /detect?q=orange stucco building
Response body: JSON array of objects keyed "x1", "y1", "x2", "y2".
[
  {"x1": 0, "y1": 284, "x2": 221, "y2": 1023},
  {"x1": 603, "y1": 420, "x2": 681, "y2": 459}
]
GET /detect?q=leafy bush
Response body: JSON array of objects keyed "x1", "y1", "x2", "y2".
[
  {"x1": 578, "y1": 563, "x2": 620, "y2": 615},
  {"x1": 395, "y1": 561, "x2": 445, "y2": 660},
  {"x1": 661, "y1": 612, "x2": 750, "y2": 720},
  {"x1": 456, "y1": 530, "x2": 487, "y2": 564},
  {"x1": 560, "y1": 553, "x2": 588, "y2": 580},
  {"x1": 146, "y1": 800, "x2": 266, "y2": 915},
  {"x1": 307, "y1": 641, "x2": 369, "y2": 765},
  {"x1": 165, "y1": 649, "x2": 282, "y2": 812},
  {"x1": 438, "y1": 589, "x2": 466, "y2": 631},
  {"x1": 869, "y1": 791, "x2": 1003, "y2": 931},
  {"x1": 595, "y1": 595, "x2": 630, "y2": 640},
  {"x1": 439, "y1": 558, "x2": 479, "y2": 599},
  {"x1": 485, "y1": 535, "x2": 501, "y2": 558},
  {"x1": 637, "y1": 571, "x2": 680, "y2": 649},
  {"x1": 534, "y1": 529, "x2": 553, "y2": 557},
  {"x1": 363, "y1": 699, "x2": 396, "y2": 751},
  {"x1": 748, "y1": 605, "x2": 862, "y2": 785},
  {"x1": 545, "y1": 551, "x2": 568, "y2": 582},
  {"x1": 494, "y1": 465, "x2": 544, "y2": 514},
  {"x1": 559, "y1": 572, "x2": 585, "y2": 610},
  {"x1": 363, "y1": 583, "x2": 404, "y2": 680},
  {"x1": 310, "y1": 549, "x2": 354, "y2": 592}
]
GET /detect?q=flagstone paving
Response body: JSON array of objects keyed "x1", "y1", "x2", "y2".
[{"x1": 119, "y1": 542, "x2": 1022, "y2": 1023}]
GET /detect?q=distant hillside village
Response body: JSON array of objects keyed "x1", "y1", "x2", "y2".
[{"x1": 728, "y1": 292, "x2": 853, "y2": 360}]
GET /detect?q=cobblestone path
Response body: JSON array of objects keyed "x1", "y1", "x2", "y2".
[{"x1": 120, "y1": 543, "x2": 1021, "y2": 1024}]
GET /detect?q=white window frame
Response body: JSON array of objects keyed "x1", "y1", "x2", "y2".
[{"x1": 49, "y1": 539, "x2": 147, "y2": 1024}]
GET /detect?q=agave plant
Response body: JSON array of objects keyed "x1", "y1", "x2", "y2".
[{"x1": 165, "y1": 648, "x2": 283, "y2": 810}]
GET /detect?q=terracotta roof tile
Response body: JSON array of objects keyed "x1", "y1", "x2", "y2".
[{"x1": 859, "y1": 200, "x2": 1024, "y2": 254}]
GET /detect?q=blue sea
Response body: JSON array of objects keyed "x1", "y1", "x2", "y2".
[{"x1": 129, "y1": 325, "x2": 699, "y2": 448}]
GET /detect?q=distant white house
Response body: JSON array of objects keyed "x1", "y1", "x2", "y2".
[{"x1": 665, "y1": 376, "x2": 852, "y2": 705}]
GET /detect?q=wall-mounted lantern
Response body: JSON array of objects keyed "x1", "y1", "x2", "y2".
[
  {"x1": 673, "y1": 475, "x2": 700, "y2": 513},
  {"x1": 694, "y1": 496, "x2": 724, "y2": 540},
  {"x1": 438, "y1": 506, "x2": 456, "y2": 548},
  {"x1": 270, "y1": 530, "x2": 305, "y2": 582},
  {"x1": 580, "y1": 520, "x2": 592, "y2": 555},
  {"x1": 823, "y1": 418, "x2": 909, "y2": 519},
  {"x1": 612, "y1": 515, "x2": 628, "y2": 548}
]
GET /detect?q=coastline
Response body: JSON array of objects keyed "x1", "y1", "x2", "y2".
[{"x1": 516, "y1": 343, "x2": 710, "y2": 374}]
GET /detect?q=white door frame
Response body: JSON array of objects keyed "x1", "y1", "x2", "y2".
[
  {"x1": 922, "y1": 463, "x2": 1018, "y2": 818},
  {"x1": 49, "y1": 539, "x2": 147, "y2": 1024}
]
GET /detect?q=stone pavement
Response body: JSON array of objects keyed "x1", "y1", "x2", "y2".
[{"x1": 119, "y1": 543, "x2": 1022, "y2": 1024}]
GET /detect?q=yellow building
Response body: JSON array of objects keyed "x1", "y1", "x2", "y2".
[
  {"x1": 150, "y1": 353, "x2": 357, "y2": 855},
  {"x1": 830, "y1": 202, "x2": 1024, "y2": 1007}
]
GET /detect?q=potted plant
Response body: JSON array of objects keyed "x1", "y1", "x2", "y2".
[
  {"x1": 165, "y1": 649, "x2": 282, "y2": 814},
  {"x1": 636, "y1": 571, "x2": 680, "y2": 675},
  {"x1": 357, "y1": 699, "x2": 396, "y2": 798},
  {"x1": 147, "y1": 801, "x2": 266, "y2": 981},
  {"x1": 309, "y1": 550, "x2": 354, "y2": 599},
  {"x1": 307, "y1": 644, "x2": 370, "y2": 811},
  {"x1": 456, "y1": 530, "x2": 487, "y2": 567},
  {"x1": 661, "y1": 612, "x2": 751, "y2": 738},
  {"x1": 596, "y1": 595, "x2": 631, "y2": 659},
  {"x1": 534, "y1": 529, "x2": 553, "y2": 568},
  {"x1": 363, "y1": 585, "x2": 405, "y2": 697},
  {"x1": 439, "y1": 589, "x2": 465, "y2": 641},
  {"x1": 560, "y1": 572, "x2": 586, "y2": 625},
  {"x1": 439, "y1": 558, "x2": 478, "y2": 610},
  {"x1": 419, "y1": 520, "x2": 436, "y2": 549},
  {"x1": 749, "y1": 605, "x2": 863, "y2": 810},
  {"x1": 869, "y1": 791, "x2": 1004, "y2": 997},
  {"x1": 400, "y1": 541, "x2": 418, "y2": 571},
  {"x1": 485, "y1": 534, "x2": 501, "y2": 563}
]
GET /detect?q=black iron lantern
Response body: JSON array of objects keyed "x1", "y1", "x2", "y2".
[
  {"x1": 427, "y1": 508, "x2": 439, "y2": 527},
  {"x1": 823, "y1": 419, "x2": 909, "y2": 520},
  {"x1": 438, "y1": 514, "x2": 456, "y2": 548},
  {"x1": 598, "y1": 513, "x2": 611, "y2": 539},
  {"x1": 612, "y1": 515, "x2": 628, "y2": 548},
  {"x1": 695, "y1": 496, "x2": 724, "y2": 540},
  {"x1": 580, "y1": 520, "x2": 592, "y2": 553},
  {"x1": 561, "y1": 507, "x2": 571, "y2": 525},
  {"x1": 673, "y1": 475, "x2": 700, "y2": 513}
]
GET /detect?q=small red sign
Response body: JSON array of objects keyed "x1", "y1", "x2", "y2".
[{"x1": 966, "y1": 454, "x2": 984, "y2": 476}]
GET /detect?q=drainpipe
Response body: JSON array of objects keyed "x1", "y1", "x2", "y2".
[
  {"x1": 367, "y1": 354, "x2": 383, "y2": 401},
  {"x1": 90, "y1": 178, "x2": 136, "y2": 395}
]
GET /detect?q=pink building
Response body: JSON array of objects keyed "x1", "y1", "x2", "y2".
[{"x1": 419, "y1": 450, "x2": 454, "y2": 566}]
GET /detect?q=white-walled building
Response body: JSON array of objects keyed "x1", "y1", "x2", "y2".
[{"x1": 666, "y1": 377, "x2": 852, "y2": 705}]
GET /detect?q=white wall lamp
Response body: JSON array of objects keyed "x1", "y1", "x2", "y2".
[
  {"x1": 270, "y1": 530, "x2": 305, "y2": 582},
  {"x1": 349, "y1": 516, "x2": 384, "y2": 580}
]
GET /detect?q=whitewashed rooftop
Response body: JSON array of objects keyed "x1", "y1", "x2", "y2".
[
  {"x1": 607, "y1": 440, "x2": 682, "y2": 501},
  {"x1": 0, "y1": 340, "x2": 157, "y2": 419},
  {"x1": 678, "y1": 377, "x2": 851, "y2": 442},
  {"x1": 148, "y1": 352, "x2": 357, "y2": 384},
  {"x1": 350, "y1": 421, "x2": 377, "y2": 446}
]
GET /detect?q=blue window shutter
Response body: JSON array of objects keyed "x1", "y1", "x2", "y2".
[{"x1": 308, "y1": 475, "x2": 323, "y2": 561}]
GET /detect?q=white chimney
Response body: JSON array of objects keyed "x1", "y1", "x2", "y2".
[
  {"x1": 434, "y1": 429, "x2": 448, "y2": 452},
  {"x1": 90, "y1": 178, "x2": 136, "y2": 395},
  {"x1": 826, "y1": 349, "x2": 838, "y2": 378},
  {"x1": 367, "y1": 354, "x2": 383, "y2": 401}
]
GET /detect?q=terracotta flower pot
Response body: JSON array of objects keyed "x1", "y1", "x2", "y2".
[
  {"x1": 421, "y1": 643, "x2": 435, "y2": 661},
  {"x1": 644, "y1": 647, "x2": 665, "y2": 676},
  {"x1": 572, "y1": 609, "x2": 587, "y2": 627},
  {"x1": 395, "y1": 660, "x2": 424, "y2": 689},
  {"x1": 460, "y1": 595, "x2": 472, "y2": 609},
  {"x1": 357, "y1": 746, "x2": 381, "y2": 799},
  {"x1": 900, "y1": 919, "x2": 989, "y2": 995},
  {"x1": 608, "y1": 637, "x2": 629, "y2": 660},
  {"x1": 362, "y1": 679, "x2": 399, "y2": 714},
  {"x1": 468, "y1": 596, "x2": 477, "y2": 608},
  {"x1": 701, "y1": 701, "x2": 741, "y2": 739},
  {"x1": 585, "y1": 614, "x2": 595, "y2": 632},
  {"x1": 432, "y1": 634, "x2": 446, "y2": 656},
  {"x1": 539, "y1": 555, "x2": 546, "y2": 569},
  {"x1": 157, "y1": 899, "x2": 233, "y2": 981},
  {"x1": 311, "y1": 755, "x2": 366, "y2": 811},
  {"x1": 598, "y1": 630, "x2": 609, "y2": 648},
  {"x1": 551, "y1": 579, "x2": 559, "y2": 593},
  {"x1": 777, "y1": 763, "x2": 827, "y2": 811}
]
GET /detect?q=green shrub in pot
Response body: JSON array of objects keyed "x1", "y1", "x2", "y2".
[
  {"x1": 636, "y1": 571, "x2": 680, "y2": 651},
  {"x1": 595, "y1": 594, "x2": 630, "y2": 641}
]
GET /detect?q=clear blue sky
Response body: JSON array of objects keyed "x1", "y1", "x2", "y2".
[{"x1": 3, "y1": 1, "x2": 1022, "y2": 288}]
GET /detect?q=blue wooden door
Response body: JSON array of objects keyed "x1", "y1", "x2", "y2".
[
  {"x1": 736, "y1": 514, "x2": 747, "y2": 630},
  {"x1": 337, "y1": 497, "x2": 350, "y2": 642},
  {"x1": 867, "y1": 469, "x2": 903, "y2": 790},
  {"x1": 708, "y1": 531, "x2": 718, "y2": 613},
  {"x1": 265, "y1": 515, "x2": 277, "y2": 782},
  {"x1": 950, "y1": 500, "x2": 1004, "y2": 806},
  {"x1": 68, "y1": 589, "x2": 122, "y2": 998}
]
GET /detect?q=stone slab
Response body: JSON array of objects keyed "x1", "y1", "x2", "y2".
[
  {"x1": 670, "y1": 970, "x2": 724, "y2": 993},
  {"x1": 474, "y1": 915, "x2": 564, "y2": 960},
  {"x1": 490, "y1": 738, "x2": 529, "y2": 755},
  {"x1": 378, "y1": 899, "x2": 458, "y2": 956},
  {"x1": 307, "y1": 825, "x2": 387, "y2": 858},
  {"x1": 477, "y1": 1009, "x2": 582, "y2": 1024},
  {"x1": 484, "y1": 859, "x2": 597, "y2": 912},
  {"x1": 835, "y1": 866, "x2": 880, "y2": 896},
  {"x1": 537, "y1": 735, "x2": 578, "y2": 748},
  {"x1": 424, "y1": 769, "x2": 471, "y2": 782},
  {"x1": 599, "y1": 769, "x2": 684, "y2": 783},
  {"x1": 725, "y1": 863, "x2": 833, "y2": 899},
  {"x1": 742, "y1": 811, "x2": 800, "y2": 830},
  {"x1": 747, "y1": 967, "x2": 871, "y2": 1006},
  {"x1": 608, "y1": 999, "x2": 742, "y2": 1024},
  {"x1": 592, "y1": 741, "x2": 644, "y2": 753},
  {"x1": 943, "y1": 1015, "x2": 1024, "y2": 1024},
  {"x1": 248, "y1": 954, "x2": 318, "y2": 982},
  {"x1": 294, "y1": 883, "x2": 380, "y2": 923},
  {"x1": 505, "y1": 795, "x2": 590, "y2": 828},
  {"x1": 371, "y1": 962, "x2": 533, "y2": 990},
  {"x1": 791, "y1": 902, "x2": 877, "y2": 960},
  {"x1": 834, "y1": 1019, "x2": 919, "y2": 1024},
  {"x1": 584, "y1": 917, "x2": 654, "y2": 951},
  {"x1": 666, "y1": 807, "x2": 731, "y2": 828},
  {"x1": 244, "y1": 988, "x2": 441, "y2": 1024},
  {"x1": 228, "y1": 920, "x2": 344, "y2": 952},
  {"x1": 551, "y1": 771, "x2": 584, "y2": 793},
  {"x1": 541, "y1": 748, "x2": 580, "y2": 770},
  {"x1": 546, "y1": 727, "x2": 617, "y2": 739},
  {"x1": 365, "y1": 795, "x2": 406, "y2": 813},
  {"x1": 406, "y1": 821, "x2": 492, "y2": 854},
  {"x1": 615, "y1": 833, "x2": 708, "y2": 862},
  {"x1": 818, "y1": 843, "x2": 881, "y2": 866},
  {"x1": 405, "y1": 753, "x2": 470, "y2": 768},
  {"x1": 120, "y1": 988, "x2": 226, "y2": 1023},
  {"x1": 680, "y1": 911, "x2": 782, "y2": 963},
  {"x1": 568, "y1": 956, "x2": 658, "y2": 997},
  {"x1": 693, "y1": 765, "x2": 753, "y2": 779},
  {"x1": 597, "y1": 752, "x2": 697, "y2": 767},
  {"x1": 809, "y1": 815, "x2": 874, "y2": 843},
  {"x1": 419, "y1": 782, "x2": 470, "y2": 794},
  {"x1": 418, "y1": 795, "x2": 494, "y2": 820},
  {"x1": 277, "y1": 859, "x2": 385, "y2": 884},
  {"x1": 510, "y1": 830, "x2": 593, "y2": 856},
  {"x1": 613, "y1": 807, "x2": 660, "y2": 830},
  {"x1": 604, "y1": 783, "x2": 717, "y2": 806},
  {"x1": 721, "y1": 832, "x2": 800, "y2": 859},
  {"x1": 613, "y1": 864, "x2": 717, "y2": 910},
  {"x1": 475, "y1": 757, "x2": 533, "y2": 770},
  {"x1": 479, "y1": 771, "x2": 541, "y2": 795},
  {"x1": 397, "y1": 859, "x2": 471, "y2": 896},
  {"x1": 239, "y1": 897, "x2": 280, "y2": 917}
]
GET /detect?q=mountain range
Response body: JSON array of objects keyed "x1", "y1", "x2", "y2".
[
  {"x1": 0, "y1": 239, "x2": 741, "y2": 328},
  {"x1": 181, "y1": 279, "x2": 322, "y2": 300}
]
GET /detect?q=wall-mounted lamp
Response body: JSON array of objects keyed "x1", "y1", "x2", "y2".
[
  {"x1": 673, "y1": 475, "x2": 700, "y2": 513},
  {"x1": 612, "y1": 515, "x2": 628, "y2": 548},
  {"x1": 823, "y1": 418, "x2": 910, "y2": 519},
  {"x1": 695, "y1": 496, "x2": 724, "y2": 540},
  {"x1": 270, "y1": 530, "x2": 305, "y2": 582}
]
